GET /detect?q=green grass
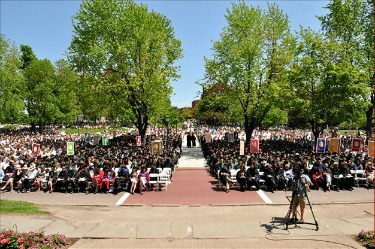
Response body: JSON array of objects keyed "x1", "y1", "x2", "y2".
[
  {"x1": 61, "y1": 127, "x2": 130, "y2": 134},
  {"x1": 0, "y1": 200, "x2": 50, "y2": 215},
  {"x1": 324, "y1": 129, "x2": 364, "y2": 135},
  {"x1": 338, "y1": 130, "x2": 364, "y2": 135}
]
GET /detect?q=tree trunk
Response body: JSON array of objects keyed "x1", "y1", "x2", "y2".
[
  {"x1": 244, "y1": 115, "x2": 254, "y2": 143},
  {"x1": 311, "y1": 120, "x2": 320, "y2": 147},
  {"x1": 38, "y1": 121, "x2": 44, "y2": 134},
  {"x1": 31, "y1": 122, "x2": 36, "y2": 132},
  {"x1": 365, "y1": 93, "x2": 374, "y2": 140}
]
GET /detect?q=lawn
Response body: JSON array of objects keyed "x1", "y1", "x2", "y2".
[
  {"x1": 324, "y1": 129, "x2": 364, "y2": 135},
  {"x1": 61, "y1": 127, "x2": 130, "y2": 134},
  {"x1": 0, "y1": 200, "x2": 50, "y2": 215}
]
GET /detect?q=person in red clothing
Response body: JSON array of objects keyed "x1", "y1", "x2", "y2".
[
  {"x1": 310, "y1": 163, "x2": 323, "y2": 190},
  {"x1": 138, "y1": 166, "x2": 150, "y2": 195},
  {"x1": 92, "y1": 167, "x2": 104, "y2": 194},
  {"x1": 101, "y1": 167, "x2": 116, "y2": 193}
]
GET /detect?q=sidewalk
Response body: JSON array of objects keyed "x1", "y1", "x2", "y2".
[
  {"x1": 0, "y1": 203, "x2": 372, "y2": 248},
  {"x1": 0, "y1": 135, "x2": 373, "y2": 248}
]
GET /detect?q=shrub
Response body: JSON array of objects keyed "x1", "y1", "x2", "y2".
[
  {"x1": 0, "y1": 230, "x2": 70, "y2": 249},
  {"x1": 357, "y1": 230, "x2": 374, "y2": 249}
]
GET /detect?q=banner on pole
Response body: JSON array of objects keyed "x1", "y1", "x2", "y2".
[
  {"x1": 102, "y1": 136, "x2": 108, "y2": 146},
  {"x1": 84, "y1": 132, "x2": 91, "y2": 143},
  {"x1": 228, "y1": 133, "x2": 235, "y2": 143},
  {"x1": 329, "y1": 138, "x2": 340, "y2": 153},
  {"x1": 92, "y1": 135, "x2": 100, "y2": 145},
  {"x1": 32, "y1": 143, "x2": 40, "y2": 157},
  {"x1": 136, "y1": 136, "x2": 141, "y2": 147},
  {"x1": 67, "y1": 142, "x2": 75, "y2": 156},
  {"x1": 204, "y1": 133, "x2": 211, "y2": 143},
  {"x1": 316, "y1": 138, "x2": 326, "y2": 153},
  {"x1": 368, "y1": 141, "x2": 375, "y2": 157},
  {"x1": 240, "y1": 140, "x2": 245, "y2": 155},
  {"x1": 250, "y1": 139, "x2": 260, "y2": 153},
  {"x1": 352, "y1": 138, "x2": 361, "y2": 152},
  {"x1": 150, "y1": 140, "x2": 162, "y2": 154}
]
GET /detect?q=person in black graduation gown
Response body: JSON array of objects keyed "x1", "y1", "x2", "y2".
[
  {"x1": 191, "y1": 134, "x2": 196, "y2": 147},
  {"x1": 187, "y1": 134, "x2": 191, "y2": 148}
]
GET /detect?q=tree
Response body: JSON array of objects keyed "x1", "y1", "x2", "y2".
[
  {"x1": 24, "y1": 59, "x2": 59, "y2": 132},
  {"x1": 54, "y1": 59, "x2": 81, "y2": 124},
  {"x1": 318, "y1": 0, "x2": 373, "y2": 137},
  {"x1": 0, "y1": 35, "x2": 26, "y2": 123},
  {"x1": 289, "y1": 28, "x2": 329, "y2": 139},
  {"x1": 68, "y1": 0, "x2": 182, "y2": 140},
  {"x1": 195, "y1": 93, "x2": 231, "y2": 125},
  {"x1": 203, "y1": 2, "x2": 294, "y2": 142}
]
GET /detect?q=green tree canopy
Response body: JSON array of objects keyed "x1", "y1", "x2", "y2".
[
  {"x1": 0, "y1": 35, "x2": 26, "y2": 123},
  {"x1": 202, "y1": 2, "x2": 294, "y2": 141},
  {"x1": 68, "y1": 0, "x2": 182, "y2": 139},
  {"x1": 317, "y1": 0, "x2": 373, "y2": 137}
]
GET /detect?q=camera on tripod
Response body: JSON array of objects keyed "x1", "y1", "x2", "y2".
[{"x1": 285, "y1": 158, "x2": 319, "y2": 231}]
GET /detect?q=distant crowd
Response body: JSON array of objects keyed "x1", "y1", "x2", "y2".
[
  {"x1": 1, "y1": 126, "x2": 373, "y2": 196},
  {"x1": 197, "y1": 126, "x2": 373, "y2": 193},
  {"x1": 0, "y1": 127, "x2": 182, "y2": 195}
]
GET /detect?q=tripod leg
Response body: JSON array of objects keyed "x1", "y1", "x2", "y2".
[
  {"x1": 305, "y1": 190, "x2": 319, "y2": 231},
  {"x1": 285, "y1": 192, "x2": 298, "y2": 230}
]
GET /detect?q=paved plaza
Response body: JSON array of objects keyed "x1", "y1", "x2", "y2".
[{"x1": 0, "y1": 138, "x2": 374, "y2": 248}]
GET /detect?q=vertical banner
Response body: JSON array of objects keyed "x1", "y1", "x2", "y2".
[
  {"x1": 205, "y1": 133, "x2": 212, "y2": 143},
  {"x1": 250, "y1": 139, "x2": 260, "y2": 153},
  {"x1": 316, "y1": 138, "x2": 326, "y2": 153},
  {"x1": 102, "y1": 136, "x2": 108, "y2": 146},
  {"x1": 228, "y1": 133, "x2": 235, "y2": 143},
  {"x1": 84, "y1": 132, "x2": 91, "y2": 143},
  {"x1": 67, "y1": 142, "x2": 75, "y2": 156},
  {"x1": 329, "y1": 138, "x2": 340, "y2": 153},
  {"x1": 150, "y1": 141, "x2": 162, "y2": 154},
  {"x1": 352, "y1": 138, "x2": 361, "y2": 152},
  {"x1": 93, "y1": 135, "x2": 100, "y2": 145},
  {"x1": 136, "y1": 136, "x2": 141, "y2": 146},
  {"x1": 32, "y1": 143, "x2": 40, "y2": 157},
  {"x1": 225, "y1": 132, "x2": 229, "y2": 141},
  {"x1": 240, "y1": 140, "x2": 245, "y2": 155},
  {"x1": 368, "y1": 141, "x2": 375, "y2": 157}
]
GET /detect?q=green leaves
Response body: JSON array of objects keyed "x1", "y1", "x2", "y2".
[
  {"x1": 69, "y1": 0, "x2": 182, "y2": 137},
  {"x1": 203, "y1": 2, "x2": 292, "y2": 140},
  {"x1": 0, "y1": 35, "x2": 26, "y2": 123}
]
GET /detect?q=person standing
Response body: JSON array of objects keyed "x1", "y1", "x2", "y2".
[
  {"x1": 187, "y1": 134, "x2": 191, "y2": 148},
  {"x1": 291, "y1": 171, "x2": 312, "y2": 223},
  {"x1": 219, "y1": 164, "x2": 231, "y2": 193}
]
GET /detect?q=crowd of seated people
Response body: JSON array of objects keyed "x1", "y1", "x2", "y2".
[
  {"x1": 200, "y1": 129, "x2": 374, "y2": 193},
  {"x1": 0, "y1": 128, "x2": 181, "y2": 195}
]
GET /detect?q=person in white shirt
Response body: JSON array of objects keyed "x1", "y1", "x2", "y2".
[{"x1": 23, "y1": 163, "x2": 37, "y2": 193}]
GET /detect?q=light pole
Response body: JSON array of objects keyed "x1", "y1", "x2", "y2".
[
  {"x1": 175, "y1": 117, "x2": 178, "y2": 134},
  {"x1": 165, "y1": 115, "x2": 169, "y2": 150},
  {"x1": 213, "y1": 116, "x2": 216, "y2": 128}
]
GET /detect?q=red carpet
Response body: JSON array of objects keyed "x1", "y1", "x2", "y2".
[{"x1": 123, "y1": 169, "x2": 264, "y2": 205}]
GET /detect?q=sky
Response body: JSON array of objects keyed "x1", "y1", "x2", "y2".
[{"x1": 1, "y1": 0, "x2": 328, "y2": 108}]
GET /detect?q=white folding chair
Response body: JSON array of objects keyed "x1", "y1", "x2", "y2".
[
  {"x1": 216, "y1": 170, "x2": 224, "y2": 190},
  {"x1": 148, "y1": 173, "x2": 160, "y2": 190},
  {"x1": 354, "y1": 170, "x2": 368, "y2": 188},
  {"x1": 228, "y1": 169, "x2": 238, "y2": 187},
  {"x1": 258, "y1": 171, "x2": 266, "y2": 189},
  {"x1": 158, "y1": 173, "x2": 170, "y2": 191},
  {"x1": 162, "y1": 168, "x2": 172, "y2": 179}
]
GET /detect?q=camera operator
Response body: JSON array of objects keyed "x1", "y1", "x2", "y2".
[{"x1": 291, "y1": 162, "x2": 312, "y2": 223}]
